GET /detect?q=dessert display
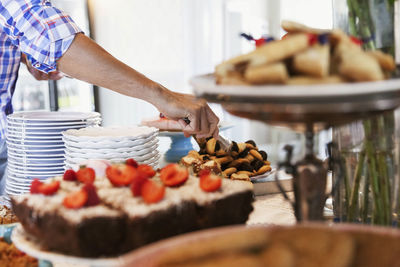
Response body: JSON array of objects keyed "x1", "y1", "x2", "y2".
[
  {"x1": 11, "y1": 160, "x2": 254, "y2": 257},
  {"x1": 143, "y1": 225, "x2": 400, "y2": 267},
  {"x1": 215, "y1": 20, "x2": 396, "y2": 85},
  {"x1": 181, "y1": 138, "x2": 272, "y2": 181}
]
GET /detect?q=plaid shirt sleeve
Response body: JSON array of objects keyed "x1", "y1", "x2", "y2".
[{"x1": 0, "y1": 0, "x2": 83, "y2": 73}]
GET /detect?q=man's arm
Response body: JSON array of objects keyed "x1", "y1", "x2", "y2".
[{"x1": 57, "y1": 34, "x2": 219, "y2": 138}]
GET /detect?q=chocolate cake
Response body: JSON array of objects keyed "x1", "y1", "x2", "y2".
[{"x1": 11, "y1": 168, "x2": 254, "y2": 258}]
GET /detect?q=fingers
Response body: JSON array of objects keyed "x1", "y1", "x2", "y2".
[{"x1": 206, "y1": 107, "x2": 220, "y2": 139}]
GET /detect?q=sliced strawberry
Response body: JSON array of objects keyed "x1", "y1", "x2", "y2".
[
  {"x1": 106, "y1": 164, "x2": 137, "y2": 186},
  {"x1": 83, "y1": 183, "x2": 100, "y2": 206},
  {"x1": 160, "y1": 163, "x2": 188, "y2": 187},
  {"x1": 141, "y1": 180, "x2": 165, "y2": 204},
  {"x1": 63, "y1": 169, "x2": 77, "y2": 181},
  {"x1": 30, "y1": 179, "x2": 42, "y2": 194},
  {"x1": 77, "y1": 167, "x2": 96, "y2": 184},
  {"x1": 126, "y1": 158, "x2": 138, "y2": 168},
  {"x1": 63, "y1": 189, "x2": 88, "y2": 209},
  {"x1": 137, "y1": 164, "x2": 156, "y2": 178},
  {"x1": 38, "y1": 180, "x2": 60, "y2": 195},
  {"x1": 198, "y1": 169, "x2": 211, "y2": 177},
  {"x1": 199, "y1": 173, "x2": 222, "y2": 192},
  {"x1": 130, "y1": 175, "x2": 148, "y2": 197}
]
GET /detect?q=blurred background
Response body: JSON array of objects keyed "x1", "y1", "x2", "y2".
[{"x1": 12, "y1": 0, "x2": 333, "y2": 163}]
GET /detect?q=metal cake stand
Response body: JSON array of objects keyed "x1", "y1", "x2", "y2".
[{"x1": 191, "y1": 74, "x2": 400, "y2": 222}]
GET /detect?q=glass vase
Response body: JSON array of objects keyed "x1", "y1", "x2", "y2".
[{"x1": 332, "y1": 111, "x2": 400, "y2": 226}]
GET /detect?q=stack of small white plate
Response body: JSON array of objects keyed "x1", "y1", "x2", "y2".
[
  {"x1": 62, "y1": 126, "x2": 160, "y2": 169},
  {"x1": 5, "y1": 111, "x2": 101, "y2": 195}
]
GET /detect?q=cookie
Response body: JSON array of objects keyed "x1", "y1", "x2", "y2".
[
  {"x1": 231, "y1": 173, "x2": 250, "y2": 181},
  {"x1": 250, "y1": 149, "x2": 263, "y2": 161},
  {"x1": 206, "y1": 138, "x2": 217, "y2": 155},
  {"x1": 366, "y1": 50, "x2": 396, "y2": 71},
  {"x1": 257, "y1": 165, "x2": 272, "y2": 175},
  {"x1": 222, "y1": 167, "x2": 237, "y2": 177}
]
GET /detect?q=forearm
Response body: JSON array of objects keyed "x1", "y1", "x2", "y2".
[{"x1": 57, "y1": 33, "x2": 168, "y2": 106}]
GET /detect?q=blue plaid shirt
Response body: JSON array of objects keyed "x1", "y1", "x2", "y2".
[{"x1": 0, "y1": 0, "x2": 82, "y2": 139}]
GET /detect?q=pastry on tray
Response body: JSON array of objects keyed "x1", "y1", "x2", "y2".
[
  {"x1": 11, "y1": 160, "x2": 254, "y2": 258},
  {"x1": 215, "y1": 20, "x2": 396, "y2": 85},
  {"x1": 181, "y1": 138, "x2": 272, "y2": 181}
]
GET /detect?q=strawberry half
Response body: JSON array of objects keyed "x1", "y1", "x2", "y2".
[
  {"x1": 63, "y1": 189, "x2": 88, "y2": 209},
  {"x1": 130, "y1": 174, "x2": 148, "y2": 197},
  {"x1": 63, "y1": 169, "x2": 77, "y2": 181},
  {"x1": 141, "y1": 180, "x2": 165, "y2": 204},
  {"x1": 83, "y1": 183, "x2": 100, "y2": 206},
  {"x1": 199, "y1": 173, "x2": 222, "y2": 192},
  {"x1": 30, "y1": 179, "x2": 42, "y2": 194},
  {"x1": 77, "y1": 167, "x2": 96, "y2": 184},
  {"x1": 106, "y1": 164, "x2": 137, "y2": 187},
  {"x1": 137, "y1": 164, "x2": 156, "y2": 178},
  {"x1": 198, "y1": 169, "x2": 211, "y2": 177},
  {"x1": 160, "y1": 164, "x2": 188, "y2": 187},
  {"x1": 38, "y1": 180, "x2": 60, "y2": 195},
  {"x1": 126, "y1": 158, "x2": 139, "y2": 168}
]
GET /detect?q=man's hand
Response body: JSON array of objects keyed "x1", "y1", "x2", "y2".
[
  {"x1": 156, "y1": 90, "x2": 220, "y2": 139},
  {"x1": 21, "y1": 53, "x2": 63, "y2": 81}
]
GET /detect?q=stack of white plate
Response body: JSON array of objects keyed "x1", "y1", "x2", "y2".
[
  {"x1": 62, "y1": 126, "x2": 160, "y2": 169},
  {"x1": 5, "y1": 111, "x2": 101, "y2": 195}
]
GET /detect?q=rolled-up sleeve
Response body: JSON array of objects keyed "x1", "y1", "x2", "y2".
[{"x1": 0, "y1": 0, "x2": 82, "y2": 73}]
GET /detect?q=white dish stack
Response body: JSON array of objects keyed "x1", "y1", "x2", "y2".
[
  {"x1": 5, "y1": 111, "x2": 101, "y2": 195},
  {"x1": 62, "y1": 126, "x2": 160, "y2": 170}
]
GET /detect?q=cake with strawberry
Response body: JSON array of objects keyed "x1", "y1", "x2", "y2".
[{"x1": 11, "y1": 160, "x2": 254, "y2": 257}]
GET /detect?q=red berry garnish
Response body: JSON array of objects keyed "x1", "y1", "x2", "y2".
[
  {"x1": 106, "y1": 164, "x2": 137, "y2": 187},
  {"x1": 199, "y1": 173, "x2": 222, "y2": 192},
  {"x1": 307, "y1": 33, "x2": 318, "y2": 45},
  {"x1": 63, "y1": 169, "x2": 77, "y2": 181},
  {"x1": 141, "y1": 180, "x2": 165, "y2": 204},
  {"x1": 350, "y1": 36, "x2": 363, "y2": 46},
  {"x1": 255, "y1": 38, "x2": 265, "y2": 47},
  {"x1": 38, "y1": 180, "x2": 60, "y2": 195},
  {"x1": 77, "y1": 167, "x2": 96, "y2": 184},
  {"x1": 126, "y1": 158, "x2": 138, "y2": 168},
  {"x1": 130, "y1": 174, "x2": 148, "y2": 197},
  {"x1": 83, "y1": 183, "x2": 100, "y2": 206},
  {"x1": 63, "y1": 189, "x2": 88, "y2": 209},
  {"x1": 30, "y1": 179, "x2": 42, "y2": 194},
  {"x1": 137, "y1": 164, "x2": 156, "y2": 178},
  {"x1": 198, "y1": 169, "x2": 211, "y2": 177},
  {"x1": 160, "y1": 164, "x2": 188, "y2": 187}
]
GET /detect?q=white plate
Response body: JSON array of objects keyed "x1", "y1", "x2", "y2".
[
  {"x1": 7, "y1": 157, "x2": 64, "y2": 167},
  {"x1": 6, "y1": 137, "x2": 64, "y2": 145},
  {"x1": 6, "y1": 142, "x2": 65, "y2": 150},
  {"x1": 7, "y1": 162, "x2": 64, "y2": 172},
  {"x1": 6, "y1": 132, "x2": 63, "y2": 140},
  {"x1": 7, "y1": 155, "x2": 65, "y2": 165},
  {"x1": 5, "y1": 181, "x2": 30, "y2": 190},
  {"x1": 7, "y1": 119, "x2": 101, "y2": 127},
  {"x1": 7, "y1": 147, "x2": 65, "y2": 155},
  {"x1": 64, "y1": 150, "x2": 159, "y2": 163},
  {"x1": 6, "y1": 129, "x2": 63, "y2": 137},
  {"x1": 62, "y1": 126, "x2": 158, "y2": 142},
  {"x1": 65, "y1": 144, "x2": 158, "y2": 159},
  {"x1": 63, "y1": 133, "x2": 158, "y2": 149},
  {"x1": 5, "y1": 187, "x2": 28, "y2": 196},
  {"x1": 192, "y1": 74, "x2": 400, "y2": 98},
  {"x1": 12, "y1": 225, "x2": 121, "y2": 267},
  {"x1": 8, "y1": 168, "x2": 64, "y2": 176},
  {"x1": 7, "y1": 152, "x2": 65, "y2": 160},
  {"x1": 64, "y1": 138, "x2": 159, "y2": 153},
  {"x1": 7, "y1": 174, "x2": 56, "y2": 184},
  {"x1": 7, "y1": 111, "x2": 101, "y2": 122}
]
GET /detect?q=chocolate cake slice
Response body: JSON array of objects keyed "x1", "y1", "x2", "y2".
[{"x1": 12, "y1": 172, "x2": 254, "y2": 258}]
